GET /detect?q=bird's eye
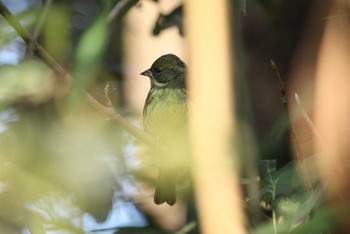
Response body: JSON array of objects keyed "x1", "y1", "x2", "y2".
[{"x1": 153, "y1": 67, "x2": 162, "y2": 74}]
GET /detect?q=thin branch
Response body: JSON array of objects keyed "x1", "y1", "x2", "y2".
[
  {"x1": 0, "y1": 0, "x2": 157, "y2": 149},
  {"x1": 104, "y1": 81, "x2": 115, "y2": 108},
  {"x1": 85, "y1": 93, "x2": 156, "y2": 148},
  {"x1": 0, "y1": 2, "x2": 31, "y2": 44},
  {"x1": 0, "y1": 1, "x2": 66, "y2": 77},
  {"x1": 270, "y1": 59, "x2": 288, "y2": 109},
  {"x1": 270, "y1": 59, "x2": 312, "y2": 189},
  {"x1": 270, "y1": 60, "x2": 301, "y2": 159},
  {"x1": 270, "y1": 60, "x2": 302, "y2": 161}
]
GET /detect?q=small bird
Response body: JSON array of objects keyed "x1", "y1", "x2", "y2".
[{"x1": 141, "y1": 54, "x2": 188, "y2": 206}]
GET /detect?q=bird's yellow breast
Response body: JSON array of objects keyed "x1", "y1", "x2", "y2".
[{"x1": 144, "y1": 88, "x2": 187, "y2": 134}]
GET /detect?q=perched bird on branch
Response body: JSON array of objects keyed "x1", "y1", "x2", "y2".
[{"x1": 141, "y1": 54, "x2": 188, "y2": 206}]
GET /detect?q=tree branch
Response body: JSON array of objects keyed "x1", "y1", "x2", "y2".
[
  {"x1": 0, "y1": 0, "x2": 156, "y2": 149},
  {"x1": 0, "y1": 1, "x2": 66, "y2": 77},
  {"x1": 271, "y1": 59, "x2": 312, "y2": 189},
  {"x1": 85, "y1": 92, "x2": 155, "y2": 147}
]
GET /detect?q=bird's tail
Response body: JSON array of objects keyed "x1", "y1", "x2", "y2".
[{"x1": 154, "y1": 168, "x2": 177, "y2": 206}]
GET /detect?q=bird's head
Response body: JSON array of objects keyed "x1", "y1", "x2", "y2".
[{"x1": 140, "y1": 54, "x2": 186, "y2": 88}]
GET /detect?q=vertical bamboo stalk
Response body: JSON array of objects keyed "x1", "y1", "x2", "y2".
[
  {"x1": 314, "y1": 0, "x2": 350, "y2": 228},
  {"x1": 185, "y1": 1, "x2": 246, "y2": 233}
]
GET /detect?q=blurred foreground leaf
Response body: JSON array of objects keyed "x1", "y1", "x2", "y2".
[
  {"x1": 69, "y1": 10, "x2": 109, "y2": 109},
  {"x1": 42, "y1": 5, "x2": 71, "y2": 63},
  {"x1": 256, "y1": 161, "x2": 328, "y2": 233},
  {"x1": 0, "y1": 104, "x2": 129, "y2": 232},
  {"x1": 0, "y1": 60, "x2": 55, "y2": 108}
]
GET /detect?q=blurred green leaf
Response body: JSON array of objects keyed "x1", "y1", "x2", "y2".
[
  {"x1": 0, "y1": 60, "x2": 54, "y2": 108},
  {"x1": 291, "y1": 187, "x2": 324, "y2": 222},
  {"x1": 237, "y1": 0, "x2": 247, "y2": 15},
  {"x1": 290, "y1": 206, "x2": 335, "y2": 233},
  {"x1": 43, "y1": 5, "x2": 71, "y2": 63},
  {"x1": 259, "y1": 183, "x2": 273, "y2": 203},
  {"x1": 253, "y1": 190, "x2": 329, "y2": 234},
  {"x1": 260, "y1": 111, "x2": 290, "y2": 161},
  {"x1": 256, "y1": 0, "x2": 276, "y2": 20},
  {"x1": 272, "y1": 196, "x2": 300, "y2": 220},
  {"x1": 257, "y1": 160, "x2": 327, "y2": 233},
  {"x1": 75, "y1": 14, "x2": 108, "y2": 64},
  {"x1": 260, "y1": 162, "x2": 304, "y2": 200},
  {"x1": 252, "y1": 221, "x2": 290, "y2": 234},
  {"x1": 259, "y1": 160, "x2": 277, "y2": 202},
  {"x1": 259, "y1": 160, "x2": 277, "y2": 175},
  {"x1": 69, "y1": 10, "x2": 109, "y2": 109},
  {"x1": 272, "y1": 162, "x2": 303, "y2": 197},
  {"x1": 0, "y1": 107, "x2": 125, "y2": 231}
]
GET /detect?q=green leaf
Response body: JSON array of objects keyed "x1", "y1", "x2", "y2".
[
  {"x1": 75, "y1": 14, "x2": 108, "y2": 65},
  {"x1": 0, "y1": 60, "x2": 54, "y2": 107},
  {"x1": 272, "y1": 162, "x2": 303, "y2": 197},
  {"x1": 290, "y1": 207, "x2": 336, "y2": 233},
  {"x1": 292, "y1": 187, "x2": 324, "y2": 221},
  {"x1": 251, "y1": 220, "x2": 290, "y2": 234},
  {"x1": 259, "y1": 160, "x2": 277, "y2": 202},
  {"x1": 237, "y1": 0, "x2": 247, "y2": 15},
  {"x1": 68, "y1": 10, "x2": 109, "y2": 109},
  {"x1": 256, "y1": 0, "x2": 276, "y2": 20},
  {"x1": 273, "y1": 196, "x2": 300, "y2": 220},
  {"x1": 259, "y1": 183, "x2": 273, "y2": 203},
  {"x1": 260, "y1": 160, "x2": 277, "y2": 176}
]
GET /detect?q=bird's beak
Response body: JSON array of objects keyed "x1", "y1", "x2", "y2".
[{"x1": 140, "y1": 69, "x2": 152, "y2": 77}]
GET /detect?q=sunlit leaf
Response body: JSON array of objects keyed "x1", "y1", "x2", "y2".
[
  {"x1": 42, "y1": 5, "x2": 71, "y2": 63},
  {"x1": 69, "y1": 10, "x2": 109, "y2": 109},
  {"x1": 0, "y1": 60, "x2": 54, "y2": 107}
]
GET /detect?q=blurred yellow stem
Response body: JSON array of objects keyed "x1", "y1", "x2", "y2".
[
  {"x1": 185, "y1": 1, "x2": 246, "y2": 233},
  {"x1": 314, "y1": 1, "x2": 350, "y2": 226}
]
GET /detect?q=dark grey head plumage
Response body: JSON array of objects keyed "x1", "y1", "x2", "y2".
[{"x1": 140, "y1": 54, "x2": 186, "y2": 88}]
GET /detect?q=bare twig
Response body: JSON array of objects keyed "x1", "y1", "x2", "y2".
[
  {"x1": 104, "y1": 81, "x2": 115, "y2": 108},
  {"x1": 270, "y1": 59, "x2": 288, "y2": 109},
  {"x1": 85, "y1": 93, "x2": 156, "y2": 148},
  {"x1": 0, "y1": 0, "x2": 157, "y2": 149},
  {"x1": 270, "y1": 60, "x2": 302, "y2": 160},
  {"x1": 270, "y1": 59, "x2": 312, "y2": 189}
]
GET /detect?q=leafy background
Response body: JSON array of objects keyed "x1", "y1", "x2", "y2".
[{"x1": 0, "y1": 0, "x2": 341, "y2": 233}]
